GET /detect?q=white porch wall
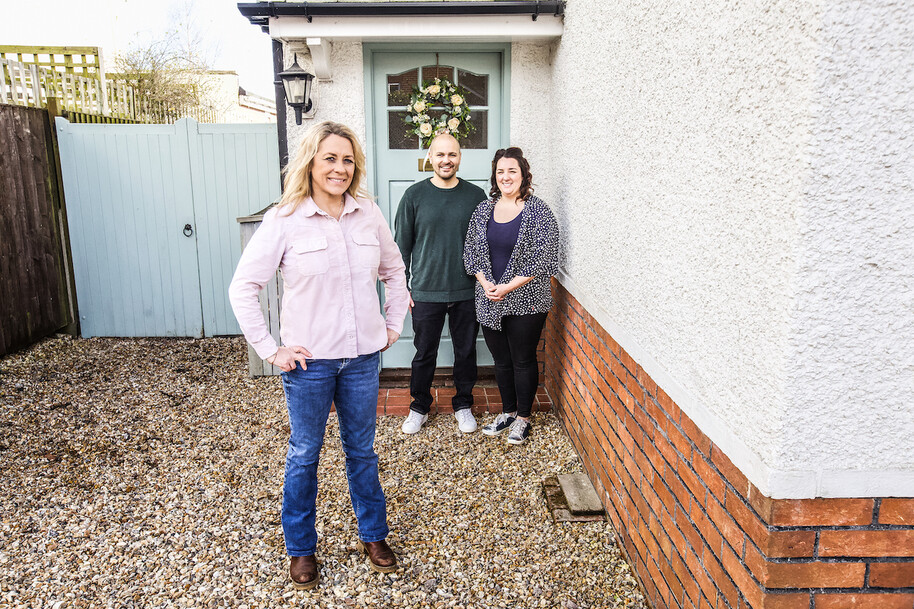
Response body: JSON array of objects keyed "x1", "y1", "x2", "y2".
[
  {"x1": 514, "y1": 0, "x2": 913, "y2": 498},
  {"x1": 509, "y1": 43, "x2": 557, "y2": 210},
  {"x1": 284, "y1": 42, "x2": 367, "y2": 163}
]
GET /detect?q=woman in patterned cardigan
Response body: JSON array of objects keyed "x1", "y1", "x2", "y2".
[{"x1": 463, "y1": 147, "x2": 560, "y2": 445}]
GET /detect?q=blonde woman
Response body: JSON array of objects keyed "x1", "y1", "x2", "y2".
[{"x1": 229, "y1": 122, "x2": 409, "y2": 589}]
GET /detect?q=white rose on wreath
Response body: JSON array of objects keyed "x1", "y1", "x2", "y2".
[{"x1": 404, "y1": 77, "x2": 475, "y2": 148}]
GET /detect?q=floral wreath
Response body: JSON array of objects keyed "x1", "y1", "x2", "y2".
[{"x1": 404, "y1": 77, "x2": 474, "y2": 148}]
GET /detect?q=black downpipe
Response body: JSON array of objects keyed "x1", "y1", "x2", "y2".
[{"x1": 272, "y1": 38, "x2": 289, "y2": 181}]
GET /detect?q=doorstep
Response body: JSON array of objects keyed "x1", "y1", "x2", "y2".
[
  {"x1": 377, "y1": 385, "x2": 553, "y2": 416},
  {"x1": 374, "y1": 367, "x2": 552, "y2": 416},
  {"x1": 379, "y1": 366, "x2": 497, "y2": 388}
]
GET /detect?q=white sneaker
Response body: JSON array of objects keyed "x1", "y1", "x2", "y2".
[
  {"x1": 401, "y1": 411, "x2": 428, "y2": 434},
  {"x1": 454, "y1": 409, "x2": 477, "y2": 433}
]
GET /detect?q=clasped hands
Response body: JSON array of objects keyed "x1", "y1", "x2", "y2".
[
  {"x1": 267, "y1": 329, "x2": 401, "y2": 371},
  {"x1": 479, "y1": 278, "x2": 511, "y2": 302}
]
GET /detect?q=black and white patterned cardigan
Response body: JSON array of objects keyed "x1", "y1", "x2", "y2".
[{"x1": 463, "y1": 195, "x2": 560, "y2": 330}]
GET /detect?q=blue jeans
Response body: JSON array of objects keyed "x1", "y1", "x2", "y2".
[{"x1": 280, "y1": 351, "x2": 388, "y2": 556}]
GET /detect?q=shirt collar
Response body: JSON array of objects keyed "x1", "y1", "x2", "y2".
[{"x1": 299, "y1": 193, "x2": 363, "y2": 218}]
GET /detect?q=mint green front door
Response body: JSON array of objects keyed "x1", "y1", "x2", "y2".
[{"x1": 367, "y1": 49, "x2": 506, "y2": 368}]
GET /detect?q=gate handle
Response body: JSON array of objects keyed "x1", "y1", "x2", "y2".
[{"x1": 183, "y1": 224, "x2": 194, "y2": 237}]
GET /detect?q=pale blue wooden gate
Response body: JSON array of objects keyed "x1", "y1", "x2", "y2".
[{"x1": 56, "y1": 117, "x2": 280, "y2": 338}]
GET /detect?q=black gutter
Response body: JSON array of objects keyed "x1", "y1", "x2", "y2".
[{"x1": 239, "y1": 1, "x2": 565, "y2": 29}]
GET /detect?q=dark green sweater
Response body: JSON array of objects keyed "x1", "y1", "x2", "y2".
[{"x1": 394, "y1": 178, "x2": 487, "y2": 302}]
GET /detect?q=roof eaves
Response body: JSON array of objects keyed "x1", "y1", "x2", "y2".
[{"x1": 237, "y1": 1, "x2": 566, "y2": 32}]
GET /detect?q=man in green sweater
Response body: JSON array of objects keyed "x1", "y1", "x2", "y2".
[{"x1": 394, "y1": 133, "x2": 487, "y2": 435}]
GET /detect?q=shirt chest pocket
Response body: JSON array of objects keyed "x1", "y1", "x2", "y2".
[
  {"x1": 350, "y1": 232, "x2": 380, "y2": 269},
  {"x1": 290, "y1": 236, "x2": 330, "y2": 276}
]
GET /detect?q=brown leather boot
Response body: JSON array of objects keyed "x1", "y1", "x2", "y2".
[
  {"x1": 289, "y1": 555, "x2": 319, "y2": 590},
  {"x1": 357, "y1": 539, "x2": 398, "y2": 573}
]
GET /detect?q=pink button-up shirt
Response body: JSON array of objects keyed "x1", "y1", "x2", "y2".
[{"x1": 229, "y1": 194, "x2": 408, "y2": 361}]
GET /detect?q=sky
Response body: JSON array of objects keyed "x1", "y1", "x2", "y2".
[{"x1": 0, "y1": 0, "x2": 275, "y2": 97}]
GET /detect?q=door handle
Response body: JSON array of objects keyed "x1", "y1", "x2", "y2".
[{"x1": 183, "y1": 224, "x2": 194, "y2": 237}]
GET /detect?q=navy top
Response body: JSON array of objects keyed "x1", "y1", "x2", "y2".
[
  {"x1": 486, "y1": 210, "x2": 523, "y2": 282},
  {"x1": 464, "y1": 195, "x2": 560, "y2": 330}
]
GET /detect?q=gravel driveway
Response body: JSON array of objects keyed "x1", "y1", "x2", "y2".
[{"x1": 0, "y1": 337, "x2": 646, "y2": 609}]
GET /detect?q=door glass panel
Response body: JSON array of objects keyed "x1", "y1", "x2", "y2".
[
  {"x1": 422, "y1": 65, "x2": 454, "y2": 84},
  {"x1": 457, "y1": 69, "x2": 488, "y2": 106},
  {"x1": 463, "y1": 110, "x2": 488, "y2": 149},
  {"x1": 387, "y1": 69, "x2": 418, "y2": 106},
  {"x1": 388, "y1": 111, "x2": 418, "y2": 149}
]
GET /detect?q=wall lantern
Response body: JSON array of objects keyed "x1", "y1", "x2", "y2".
[{"x1": 278, "y1": 54, "x2": 315, "y2": 124}]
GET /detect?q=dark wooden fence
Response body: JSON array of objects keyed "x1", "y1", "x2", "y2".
[{"x1": 0, "y1": 103, "x2": 74, "y2": 355}]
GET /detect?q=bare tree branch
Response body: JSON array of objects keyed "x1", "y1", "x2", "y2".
[{"x1": 111, "y1": 0, "x2": 221, "y2": 119}]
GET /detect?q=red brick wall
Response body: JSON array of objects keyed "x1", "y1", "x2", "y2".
[{"x1": 544, "y1": 280, "x2": 914, "y2": 609}]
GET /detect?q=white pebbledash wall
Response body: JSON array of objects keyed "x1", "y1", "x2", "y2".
[
  {"x1": 512, "y1": 0, "x2": 913, "y2": 498},
  {"x1": 285, "y1": 42, "x2": 368, "y2": 161},
  {"x1": 281, "y1": 0, "x2": 913, "y2": 499},
  {"x1": 783, "y1": 1, "x2": 914, "y2": 495}
]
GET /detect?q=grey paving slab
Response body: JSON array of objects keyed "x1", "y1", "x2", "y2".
[{"x1": 558, "y1": 472, "x2": 605, "y2": 515}]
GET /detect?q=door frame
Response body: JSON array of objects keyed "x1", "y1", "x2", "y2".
[
  {"x1": 362, "y1": 43, "x2": 511, "y2": 368},
  {"x1": 362, "y1": 42, "x2": 512, "y2": 200}
]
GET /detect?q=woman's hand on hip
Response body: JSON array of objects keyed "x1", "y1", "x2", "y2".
[
  {"x1": 268, "y1": 345, "x2": 312, "y2": 371},
  {"x1": 381, "y1": 329, "x2": 400, "y2": 352}
]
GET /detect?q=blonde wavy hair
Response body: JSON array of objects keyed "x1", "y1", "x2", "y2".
[{"x1": 278, "y1": 121, "x2": 372, "y2": 213}]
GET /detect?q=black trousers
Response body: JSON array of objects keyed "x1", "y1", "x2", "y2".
[
  {"x1": 481, "y1": 312, "x2": 548, "y2": 419},
  {"x1": 409, "y1": 300, "x2": 479, "y2": 414}
]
